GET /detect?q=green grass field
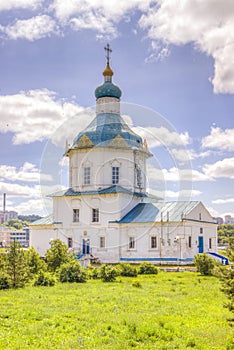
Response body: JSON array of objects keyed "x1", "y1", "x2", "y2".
[{"x1": 0, "y1": 271, "x2": 233, "y2": 349}]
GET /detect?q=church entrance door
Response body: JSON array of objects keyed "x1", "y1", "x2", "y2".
[
  {"x1": 198, "y1": 236, "x2": 204, "y2": 253},
  {"x1": 82, "y1": 238, "x2": 90, "y2": 255}
]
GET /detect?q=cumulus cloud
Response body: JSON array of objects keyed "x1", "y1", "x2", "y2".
[
  {"x1": 51, "y1": 0, "x2": 154, "y2": 39},
  {"x1": 0, "y1": 89, "x2": 94, "y2": 145},
  {"x1": 0, "y1": 162, "x2": 52, "y2": 183},
  {"x1": 5, "y1": 15, "x2": 60, "y2": 41},
  {"x1": 133, "y1": 126, "x2": 190, "y2": 148},
  {"x1": 0, "y1": 181, "x2": 41, "y2": 198},
  {"x1": 212, "y1": 198, "x2": 234, "y2": 205},
  {"x1": 0, "y1": 0, "x2": 42, "y2": 11},
  {"x1": 203, "y1": 157, "x2": 234, "y2": 179},
  {"x1": 148, "y1": 187, "x2": 202, "y2": 199},
  {"x1": 202, "y1": 127, "x2": 234, "y2": 152},
  {"x1": 147, "y1": 165, "x2": 209, "y2": 183},
  {"x1": 14, "y1": 198, "x2": 52, "y2": 216},
  {"x1": 139, "y1": 0, "x2": 234, "y2": 93}
]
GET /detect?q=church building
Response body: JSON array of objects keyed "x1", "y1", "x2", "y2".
[{"x1": 30, "y1": 46, "x2": 217, "y2": 264}]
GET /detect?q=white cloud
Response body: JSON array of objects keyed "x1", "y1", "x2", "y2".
[
  {"x1": 170, "y1": 148, "x2": 211, "y2": 162},
  {"x1": 0, "y1": 0, "x2": 42, "y2": 11},
  {"x1": 148, "y1": 187, "x2": 202, "y2": 199},
  {"x1": 0, "y1": 182, "x2": 41, "y2": 198},
  {"x1": 5, "y1": 15, "x2": 60, "y2": 41},
  {"x1": 203, "y1": 157, "x2": 234, "y2": 179},
  {"x1": 139, "y1": 0, "x2": 234, "y2": 93},
  {"x1": 51, "y1": 0, "x2": 155, "y2": 38},
  {"x1": 212, "y1": 198, "x2": 234, "y2": 205},
  {"x1": 202, "y1": 127, "x2": 234, "y2": 152},
  {"x1": 14, "y1": 198, "x2": 52, "y2": 216},
  {"x1": 133, "y1": 126, "x2": 190, "y2": 148},
  {"x1": 147, "y1": 165, "x2": 209, "y2": 183},
  {"x1": 0, "y1": 162, "x2": 52, "y2": 183},
  {"x1": 0, "y1": 89, "x2": 94, "y2": 145}
]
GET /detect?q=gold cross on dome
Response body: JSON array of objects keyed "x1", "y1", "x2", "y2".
[{"x1": 104, "y1": 43, "x2": 112, "y2": 64}]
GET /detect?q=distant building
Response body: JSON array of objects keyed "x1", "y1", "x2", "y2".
[
  {"x1": 225, "y1": 215, "x2": 234, "y2": 224},
  {"x1": 0, "y1": 227, "x2": 11, "y2": 247},
  {"x1": 10, "y1": 227, "x2": 30, "y2": 247},
  {"x1": 214, "y1": 217, "x2": 224, "y2": 225},
  {"x1": 0, "y1": 210, "x2": 18, "y2": 224}
]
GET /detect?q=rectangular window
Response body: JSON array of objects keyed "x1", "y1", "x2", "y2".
[
  {"x1": 129, "y1": 236, "x2": 135, "y2": 249},
  {"x1": 84, "y1": 167, "x2": 91, "y2": 185},
  {"x1": 100, "y1": 236, "x2": 105, "y2": 248},
  {"x1": 68, "y1": 237, "x2": 73, "y2": 248},
  {"x1": 151, "y1": 236, "x2": 157, "y2": 249},
  {"x1": 92, "y1": 208, "x2": 99, "y2": 222},
  {"x1": 112, "y1": 167, "x2": 119, "y2": 184},
  {"x1": 209, "y1": 238, "x2": 212, "y2": 249},
  {"x1": 188, "y1": 236, "x2": 192, "y2": 248},
  {"x1": 200, "y1": 227, "x2": 203, "y2": 234},
  {"x1": 73, "y1": 209, "x2": 79, "y2": 222},
  {"x1": 199, "y1": 213, "x2": 202, "y2": 220}
]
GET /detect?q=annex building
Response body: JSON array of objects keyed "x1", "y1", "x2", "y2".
[{"x1": 30, "y1": 46, "x2": 217, "y2": 264}]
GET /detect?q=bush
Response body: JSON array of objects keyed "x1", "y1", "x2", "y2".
[
  {"x1": 194, "y1": 254, "x2": 215, "y2": 276},
  {"x1": 0, "y1": 275, "x2": 10, "y2": 290},
  {"x1": 34, "y1": 271, "x2": 56, "y2": 287},
  {"x1": 138, "y1": 262, "x2": 158, "y2": 275},
  {"x1": 88, "y1": 266, "x2": 100, "y2": 279},
  {"x1": 100, "y1": 264, "x2": 119, "y2": 282},
  {"x1": 59, "y1": 260, "x2": 87, "y2": 283},
  {"x1": 119, "y1": 263, "x2": 138, "y2": 277}
]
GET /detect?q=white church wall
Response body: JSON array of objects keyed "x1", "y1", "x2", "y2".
[
  {"x1": 30, "y1": 225, "x2": 56, "y2": 256},
  {"x1": 69, "y1": 147, "x2": 147, "y2": 193}
]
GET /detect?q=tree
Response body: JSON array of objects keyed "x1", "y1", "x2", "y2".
[
  {"x1": 44, "y1": 239, "x2": 74, "y2": 272},
  {"x1": 5, "y1": 240, "x2": 29, "y2": 288},
  {"x1": 3, "y1": 219, "x2": 29, "y2": 230},
  {"x1": 218, "y1": 224, "x2": 234, "y2": 245},
  {"x1": 215, "y1": 241, "x2": 234, "y2": 312},
  {"x1": 26, "y1": 247, "x2": 46, "y2": 276},
  {"x1": 194, "y1": 253, "x2": 215, "y2": 276}
]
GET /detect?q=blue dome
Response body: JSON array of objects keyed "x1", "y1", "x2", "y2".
[
  {"x1": 73, "y1": 113, "x2": 142, "y2": 149},
  {"x1": 95, "y1": 82, "x2": 122, "y2": 99}
]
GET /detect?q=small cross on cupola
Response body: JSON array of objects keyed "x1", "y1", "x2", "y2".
[
  {"x1": 105, "y1": 43, "x2": 112, "y2": 65},
  {"x1": 103, "y1": 43, "x2": 114, "y2": 81}
]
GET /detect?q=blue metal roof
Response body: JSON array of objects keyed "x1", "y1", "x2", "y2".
[
  {"x1": 72, "y1": 112, "x2": 143, "y2": 149},
  {"x1": 50, "y1": 185, "x2": 147, "y2": 198},
  {"x1": 118, "y1": 201, "x2": 200, "y2": 223}
]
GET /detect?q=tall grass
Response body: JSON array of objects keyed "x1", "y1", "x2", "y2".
[{"x1": 0, "y1": 272, "x2": 232, "y2": 349}]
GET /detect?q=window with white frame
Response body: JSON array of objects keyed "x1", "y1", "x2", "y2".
[
  {"x1": 100, "y1": 236, "x2": 105, "y2": 248},
  {"x1": 112, "y1": 166, "x2": 119, "y2": 184},
  {"x1": 129, "y1": 236, "x2": 135, "y2": 249},
  {"x1": 84, "y1": 167, "x2": 91, "y2": 185},
  {"x1": 150, "y1": 236, "x2": 157, "y2": 249},
  {"x1": 73, "y1": 209, "x2": 79, "y2": 222},
  {"x1": 92, "y1": 208, "x2": 99, "y2": 222}
]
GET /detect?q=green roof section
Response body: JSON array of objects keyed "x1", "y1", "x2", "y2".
[{"x1": 49, "y1": 185, "x2": 149, "y2": 198}]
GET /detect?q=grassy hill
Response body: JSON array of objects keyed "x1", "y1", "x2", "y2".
[{"x1": 0, "y1": 272, "x2": 232, "y2": 349}]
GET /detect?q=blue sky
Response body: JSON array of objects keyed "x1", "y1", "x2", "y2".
[{"x1": 0, "y1": 0, "x2": 233, "y2": 219}]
